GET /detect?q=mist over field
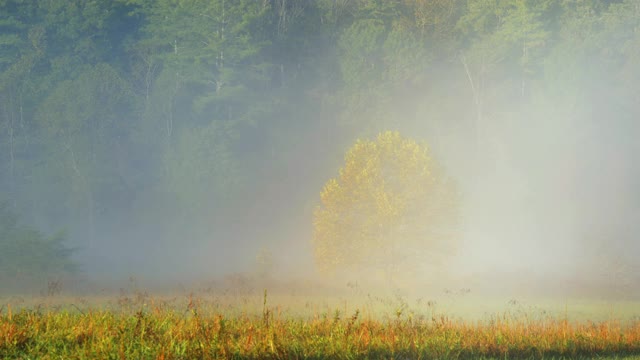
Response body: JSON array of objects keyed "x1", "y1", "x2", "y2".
[{"x1": 0, "y1": 0, "x2": 639, "y2": 300}]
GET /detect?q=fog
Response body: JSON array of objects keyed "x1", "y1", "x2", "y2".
[
  {"x1": 1, "y1": 0, "x2": 638, "y2": 301},
  {"x1": 75, "y1": 56, "x2": 639, "y2": 299}
]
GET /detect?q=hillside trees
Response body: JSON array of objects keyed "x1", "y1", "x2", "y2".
[
  {"x1": 456, "y1": 0, "x2": 555, "y2": 162},
  {"x1": 0, "y1": 0, "x2": 636, "y2": 279},
  {"x1": 313, "y1": 131, "x2": 459, "y2": 284},
  {"x1": 0, "y1": 0, "x2": 48, "y2": 209},
  {"x1": 125, "y1": 0, "x2": 335, "y2": 238},
  {"x1": 35, "y1": 64, "x2": 136, "y2": 245},
  {"x1": 0, "y1": 0, "x2": 142, "y2": 242},
  {"x1": 335, "y1": 1, "x2": 432, "y2": 133},
  {"x1": 130, "y1": 0, "x2": 284, "y2": 215}
]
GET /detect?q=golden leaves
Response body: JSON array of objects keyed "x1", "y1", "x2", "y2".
[{"x1": 312, "y1": 131, "x2": 459, "y2": 277}]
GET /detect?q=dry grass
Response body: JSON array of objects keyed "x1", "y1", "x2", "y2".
[{"x1": 1, "y1": 289, "x2": 640, "y2": 359}]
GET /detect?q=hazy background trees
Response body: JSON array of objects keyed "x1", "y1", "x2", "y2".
[
  {"x1": 0, "y1": 0, "x2": 638, "y2": 294},
  {"x1": 0, "y1": 201, "x2": 75, "y2": 289}
]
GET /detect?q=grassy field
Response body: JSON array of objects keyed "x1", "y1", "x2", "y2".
[{"x1": 2, "y1": 287, "x2": 640, "y2": 359}]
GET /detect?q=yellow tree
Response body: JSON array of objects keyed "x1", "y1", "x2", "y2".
[{"x1": 313, "y1": 131, "x2": 459, "y2": 283}]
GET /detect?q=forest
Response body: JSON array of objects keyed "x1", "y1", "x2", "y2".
[{"x1": 1, "y1": 0, "x2": 639, "y2": 290}]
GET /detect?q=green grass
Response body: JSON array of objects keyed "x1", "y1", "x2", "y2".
[{"x1": 1, "y1": 290, "x2": 640, "y2": 359}]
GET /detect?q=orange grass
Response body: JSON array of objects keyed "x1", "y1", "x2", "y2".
[{"x1": 2, "y1": 296, "x2": 640, "y2": 359}]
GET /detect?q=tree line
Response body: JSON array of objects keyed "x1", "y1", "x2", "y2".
[{"x1": 1, "y1": 0, "x2": 638, "y2": 281}]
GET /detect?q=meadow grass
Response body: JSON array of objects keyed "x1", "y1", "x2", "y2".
[{"x1": 1, "y1": 288, "x2": 640, "y2": 359}]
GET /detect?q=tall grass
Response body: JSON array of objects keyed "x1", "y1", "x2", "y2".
[{"x1": 2, "y1": 292, "x2": 640, "y2": 359}]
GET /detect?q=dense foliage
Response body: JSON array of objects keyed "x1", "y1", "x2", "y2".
[{"x1": 313, "y1": 131, "x2": 458, "y2": 281}]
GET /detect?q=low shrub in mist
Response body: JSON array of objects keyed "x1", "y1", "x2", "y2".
[{"x1": 0, "y1": 201, "x2": 77, "y2": 291}]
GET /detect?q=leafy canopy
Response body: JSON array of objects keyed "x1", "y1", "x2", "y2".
[{"x1": 313, "y1": 131, "x2": 459, "y2": 281}]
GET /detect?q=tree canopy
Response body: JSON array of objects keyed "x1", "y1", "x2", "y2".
[{"x1": 313, "y1": 131, "x2": 459, "y2": 283}]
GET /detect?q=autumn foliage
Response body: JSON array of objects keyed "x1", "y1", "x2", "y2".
[{"x1": 313, "y1": 131, "x2": 459, "y2": 281}]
